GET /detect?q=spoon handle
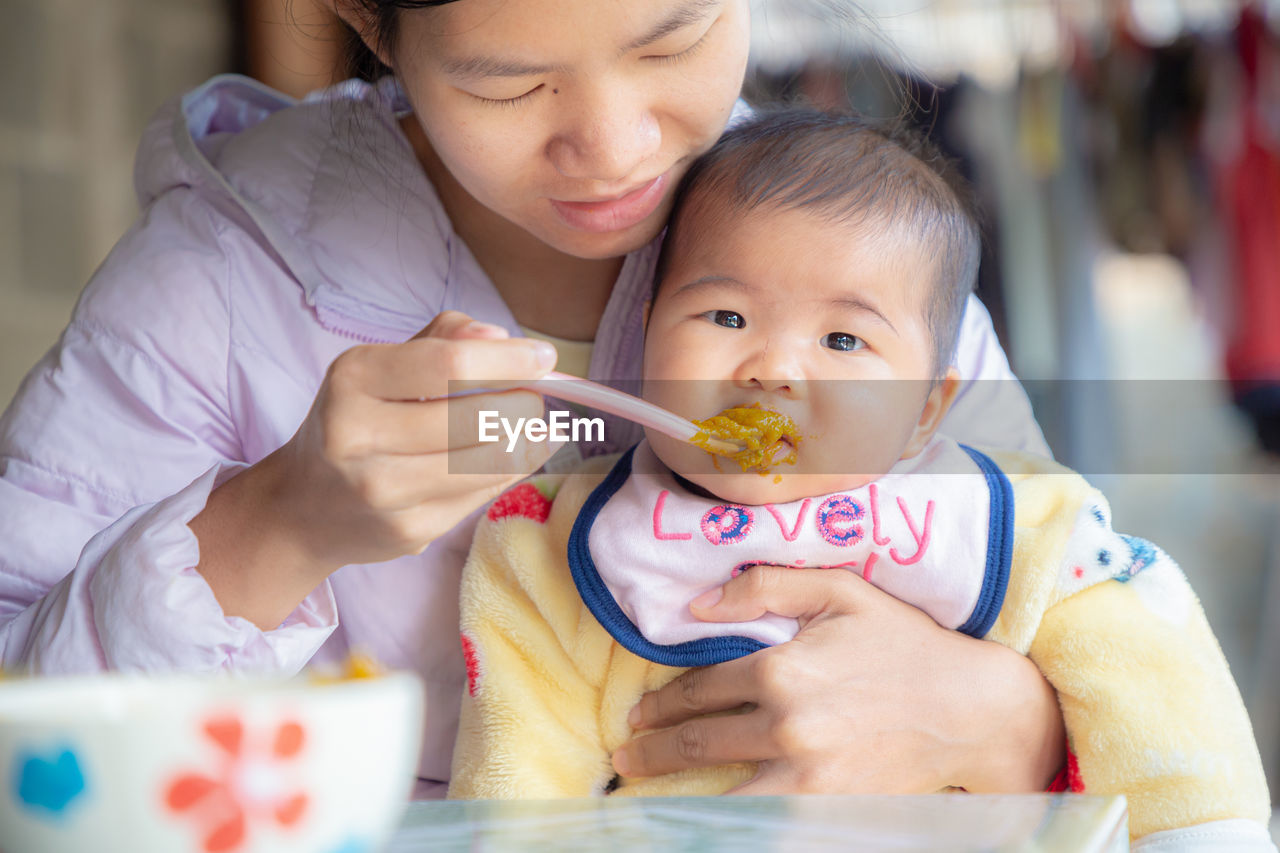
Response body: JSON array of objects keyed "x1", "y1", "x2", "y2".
[{"x1": 525, "y1": 372, "x2": 743, "y2": 454}]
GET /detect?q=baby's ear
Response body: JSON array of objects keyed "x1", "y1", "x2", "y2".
[{"x1": 900, "y1": 367, "x2": 961, "y2": 460}]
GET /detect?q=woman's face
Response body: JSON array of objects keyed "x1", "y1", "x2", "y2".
[{"x1": 388, "y1": 0, "x2": 751, "y2": 260}]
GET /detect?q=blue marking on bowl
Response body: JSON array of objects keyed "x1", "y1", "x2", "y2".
[{"x1": 14, "y1": 746, "x2": 87, "y2": 818}]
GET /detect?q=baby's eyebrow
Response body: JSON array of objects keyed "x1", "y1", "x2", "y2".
[
  {"x1": 669, "y1": 274, "x2": 748, "y2": 298},
  {"x1": 829, "y1": 295, "x2": 897, "y2": 334}
]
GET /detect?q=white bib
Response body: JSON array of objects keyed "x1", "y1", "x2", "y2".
[{"x1": 568, "y1": 437, "x2": 1013, "y2": 666}]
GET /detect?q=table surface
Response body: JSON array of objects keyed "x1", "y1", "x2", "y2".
[{"x1": 386, "y1": 793, "x2": 1129, "y2": 852}]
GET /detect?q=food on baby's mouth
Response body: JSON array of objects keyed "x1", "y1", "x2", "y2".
[{"x1": 691, "y1": 404, "x2": 799, "y2": 474}]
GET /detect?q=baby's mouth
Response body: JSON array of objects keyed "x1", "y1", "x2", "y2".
[{"x1": 690, "y1": 404, "x2": 801, "y2": 473}]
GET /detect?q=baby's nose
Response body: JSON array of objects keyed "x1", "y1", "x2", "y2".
[
  {"x1": 750, "y1": 376, "x2": 796, "y2": 395},
  {"x1": 735, "y1": 351, "x2": 803, "y2": 397}
]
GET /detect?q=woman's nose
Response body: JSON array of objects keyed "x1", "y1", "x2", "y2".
[{"x1": 547, "y1": 83, "x2": 661, "y2": 183}]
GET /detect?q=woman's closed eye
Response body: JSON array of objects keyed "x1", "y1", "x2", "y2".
[
  {"x1": 821, "y1": 332, "x2": 866, "y2": 352},
  {"x1": 701, "y1": 309, "x2": 745, "y2": 329},
  {"x1": 645, "y1": 30, "x2": 712, "y2": 66},
  {"x1": 471, "y1": 84, "x2": 544, "y2": 108}
]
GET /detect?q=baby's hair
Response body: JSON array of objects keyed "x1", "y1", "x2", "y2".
[{"x1": 655, "y1": 108, "x2": 980, "y2": 377}]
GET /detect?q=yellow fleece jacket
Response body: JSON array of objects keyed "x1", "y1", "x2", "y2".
[{"x1": 447, "y1": 449, "x2": 1271, "y2": 841}]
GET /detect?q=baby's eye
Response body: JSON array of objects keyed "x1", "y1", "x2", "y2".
[
  {"x1": 822, "y1": 332, "x2": 865, "y2": 352},
  {"x1": 703, "y1": 310, "x2": 745, "y2": 329}
]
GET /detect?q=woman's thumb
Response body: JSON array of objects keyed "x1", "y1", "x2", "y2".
[{"x1": 689, "y1": 566, "x2": 865, "y2": 625}]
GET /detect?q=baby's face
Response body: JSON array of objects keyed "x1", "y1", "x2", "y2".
[{"x1": 642, "y1": 204, "x2": 942, "y2": 505}]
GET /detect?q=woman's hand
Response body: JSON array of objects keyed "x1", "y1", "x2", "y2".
[
  {"x1": 193, "y1": 311, "x2": 557, "y2": 629},
  {"x1": 612, "y1": 567, "x2": 1065, "y2": 794}
]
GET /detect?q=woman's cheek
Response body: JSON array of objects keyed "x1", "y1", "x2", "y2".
[{"x1": 677, "y1": 73, "x2": 742, "y2": 143}]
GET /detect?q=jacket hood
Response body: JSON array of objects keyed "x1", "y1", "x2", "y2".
[{"x1": 134, "y1": 74, "x2": 511, "y2": 341}]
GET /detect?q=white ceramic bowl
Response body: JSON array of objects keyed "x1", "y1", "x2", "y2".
[{"x1": 0, "y1": 671, "x2": 423, "y2": 853}]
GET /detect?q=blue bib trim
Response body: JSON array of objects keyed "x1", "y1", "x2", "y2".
[
  {"x1": 567, "y1": 447, "x2": 768, "y2": 667},
  {"x1": 955, "y1": 445, "x2": 1014, "y2": 638}
]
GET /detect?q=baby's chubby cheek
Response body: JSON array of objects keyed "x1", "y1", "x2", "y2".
[{"x1": 644, "y1": 428, "x2": 713, "y2": 481}]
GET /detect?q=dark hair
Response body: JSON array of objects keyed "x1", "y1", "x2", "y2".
[
  {"x1": 336, "y1": 0, "x2": 460, "y2": 82},
  {"x1": 655, "y1": 108, "x2": 980, "y2": 377}
]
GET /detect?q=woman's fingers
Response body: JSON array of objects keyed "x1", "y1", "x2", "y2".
[
  {"x1": 339, "y1": 310, "x2": 556, "y2": 402},
  {"x1": 414, "y1": 310, "x2": 511, "y2": 342},
  {"x1": 353, "y1": 441, "x2": 553, "y2": 510},
  {"x1": 613, "y1": 708, "x2": 771, "y2": 779},
  {"x1": 354, "y1": 389, "x2": 550, "y2": 455},
  {"x1": 332, "y1": 335, "x2": 556, "y2": 402},
  {"x1": 690, "y1": 565, "x2": 870, "y2": 626},
  {"x1": 628, "y1": 657, "x2": 757, "y2": 731}
]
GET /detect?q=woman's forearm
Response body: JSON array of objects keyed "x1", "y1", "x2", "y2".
[
  {"x1": 951, "y1": 638, "x2": 1065, "y2": 792},
  {"x1": 191, "y1": 451, "x2": 335, "y2": 631}
]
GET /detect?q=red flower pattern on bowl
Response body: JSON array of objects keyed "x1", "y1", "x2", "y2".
[{"x1": 164, "y1": 715, "x2": 309, "y2": 852}]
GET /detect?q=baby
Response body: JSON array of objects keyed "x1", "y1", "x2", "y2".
[{"x1": 448, "y1": 110, "x2": 1272, "y2": 847}]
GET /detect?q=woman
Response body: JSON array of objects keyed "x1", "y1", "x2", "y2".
[{"x1": 0, "y1": 0, "x2": 1063, "y2": 796}]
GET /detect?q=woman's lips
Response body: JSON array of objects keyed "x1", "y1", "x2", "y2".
[{"x1": 550, "y1": 174, "x2": 667, "y2": 234}]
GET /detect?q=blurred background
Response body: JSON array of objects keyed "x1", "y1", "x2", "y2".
[{"x1": 1, "y1": 0, "x2": 1278, "y2": 821}]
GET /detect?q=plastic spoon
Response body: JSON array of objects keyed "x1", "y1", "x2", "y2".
[{"x1": 524, "y1": 371, "x2": 745, "y2": 455}]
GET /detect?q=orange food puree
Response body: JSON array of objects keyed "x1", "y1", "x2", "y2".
[
  {"x1": 691, "y1": 404, "x2": 799, "y2": 474},
  {"x1": 310, "y1": 651, "x2": 385, "y2": 683}
]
